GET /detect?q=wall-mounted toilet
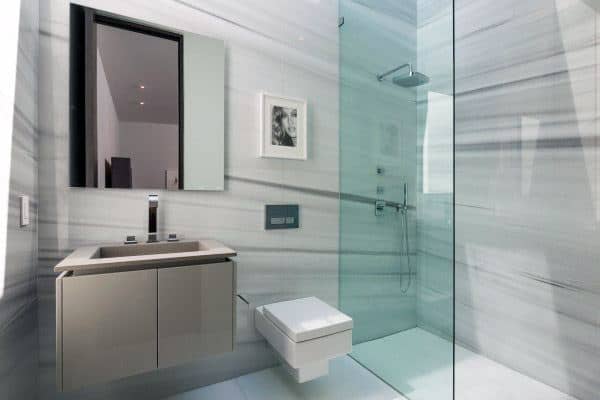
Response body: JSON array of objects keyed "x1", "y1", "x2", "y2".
[{"x1": 255, "y1": 296, "x2": 353, "y2": 383}]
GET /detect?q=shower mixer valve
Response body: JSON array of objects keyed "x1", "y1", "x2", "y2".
[
  {"x1": 375, "y1": 200, "x2": 385, "y2": 216},
  {"x1": 374, "y1": 183, "x2": 409, "y2": 216}
]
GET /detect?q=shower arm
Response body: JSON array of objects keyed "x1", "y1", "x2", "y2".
[{"x1": 377, "y1": 63, "x2": 413, "y2": 81}]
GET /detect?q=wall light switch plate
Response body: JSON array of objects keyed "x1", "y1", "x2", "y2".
[{"x1": 19, "y1": 195, "x2": 29, "y2": 227}]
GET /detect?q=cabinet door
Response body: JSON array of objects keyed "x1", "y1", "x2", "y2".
[
  {"x1": 60, "y1": 269, "x2": 157, "y2": 391},
  {"x1": 158, "y1": 261, "x2": 234, "y2": 368}
]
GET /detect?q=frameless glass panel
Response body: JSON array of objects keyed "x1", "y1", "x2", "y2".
[{"x1": 338, "y1": 1, "x2": 454, "y2": 399}]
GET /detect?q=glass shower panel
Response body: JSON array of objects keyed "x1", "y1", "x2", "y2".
[
  {"x1": 338, "y1": 1, "x2": 454, "y2": 399},
  {"x1": 339, "y1": 0, "x2": 419, "y2": 345}
]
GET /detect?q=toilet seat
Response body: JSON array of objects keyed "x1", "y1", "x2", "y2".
[
  {"x1": 255, "y1": 297, "x2": 353, "y2": 383},
  {"x1": 263, "y1": 297, "x2": 353, "y2": 342}
]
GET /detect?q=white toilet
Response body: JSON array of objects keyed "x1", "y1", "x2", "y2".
[{"x1": 255, "y1": 296, "x2": 353, "y2": 383}]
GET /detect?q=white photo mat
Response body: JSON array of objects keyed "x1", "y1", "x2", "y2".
[{"x1": 259, "y1": 92, "x2": 307, "y2": 160}]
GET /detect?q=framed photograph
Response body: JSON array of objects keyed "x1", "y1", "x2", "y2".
[{"x1": 259, "y1": 92, "x2": 307, "y2": 160}]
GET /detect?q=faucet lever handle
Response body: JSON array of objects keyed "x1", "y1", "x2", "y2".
[{"x1": 148, "y1": 194, "x2": 159, "y2": 206}]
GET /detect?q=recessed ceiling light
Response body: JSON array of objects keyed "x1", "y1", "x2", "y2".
[
  {"x1": 139, "y1": 101, "x2": 145, "y2": 106},
  {"x1": 139, "y1": 84, "x2": 145, "y2": 89}
]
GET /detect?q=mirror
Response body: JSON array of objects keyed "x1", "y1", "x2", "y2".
[{"x1": 69, "y1": 4, "x2": 225, "y2": 190}]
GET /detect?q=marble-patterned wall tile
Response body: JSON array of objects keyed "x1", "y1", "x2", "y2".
[
  {"x1": 0, "y1": 303, "x2": 39, "y2": 400},
  {"x1": 37, "y1": 0, "x2": 339, "y2": 398},
  {"x1": 2, "y1": 0, "x2": 39, "y2": 328},
  {"x1": 455, "y1": 0, "x2": 600, "y2": 399},
  {"x1": 0, "y1": 2, "x2": 40, "y2": 400},
  {"x1": 0, "y1": 0, "x2": 39, "y2": 399}
]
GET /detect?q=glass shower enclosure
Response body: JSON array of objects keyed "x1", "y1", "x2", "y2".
[{"x1": 338, "y1": 1, "x2": 454, "y2": 399}]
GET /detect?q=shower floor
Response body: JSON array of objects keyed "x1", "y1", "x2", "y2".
[{"x1": 352, "y1": 327, "x2": 577, "y2": 400}]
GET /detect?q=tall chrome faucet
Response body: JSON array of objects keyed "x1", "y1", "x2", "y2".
[{"x1": 148, "y1": 194, "x2": 159, "y2": 243}]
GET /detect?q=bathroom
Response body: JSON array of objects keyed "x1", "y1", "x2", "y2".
[{"x1": 0, "y1": 0, "x2": 599, "y2": 399}]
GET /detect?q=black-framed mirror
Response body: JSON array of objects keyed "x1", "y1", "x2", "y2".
[{"x1": 70, "y1": 4, "x2": 225, "y2": 191}]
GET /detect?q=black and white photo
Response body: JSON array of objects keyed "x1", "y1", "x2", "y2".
[
  {"x1": 271, "y1": 106, "x2": 297, "y2": 147},
  {"x1": 260, "y1": 93, "x2": 307, "y2": 159}
]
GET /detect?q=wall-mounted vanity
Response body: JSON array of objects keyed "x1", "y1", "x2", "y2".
[
  {"x1": 70, "y1": 4, "x2": 225, "y2": 191},
  {"x1": 55, "y1": 240, "x2": 237, "y2": 392}
]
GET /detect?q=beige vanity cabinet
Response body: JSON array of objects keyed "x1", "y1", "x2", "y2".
[
  {"x1": 56, "y1": 260, "x2": 236, "y2": 392},
  {"x1": 158, "y1": 261, "x2": 235, "y2": 368},
  {"x1": 56, "y1": 269, "x2": 158, "y2": 392}
]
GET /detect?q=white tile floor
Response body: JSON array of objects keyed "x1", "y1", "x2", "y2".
[
  {"x1": 454, "y1": 346, "x2": 578, "y2": 400},
  {"x1": 166, "y1": 327, "x2": 578, "y2": 400},
  {"x1": 165, "y1": 356, "x2": 404, "y2": 400}
]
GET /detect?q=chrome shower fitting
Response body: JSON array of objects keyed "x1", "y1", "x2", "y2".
[
  {"x1": 377, "y1": 63, "x2": 413, "y2": 81},
  {"x1": 399, "y1": 182, "x2": 409, "y2": 213},
  {"x1": 147, "y1": 194, "x2": 159, "y2": 243},
  {"x1": 377, "y1": 63, "x2": 430, "y2": 88}
]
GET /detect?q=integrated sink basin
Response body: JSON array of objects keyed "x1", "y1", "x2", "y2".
[
  {"x1": 55, "y1": 239, "x2": 236, "y2": 275},
  {"x1": 97, "y1": 240, "x2": 205, "y2": 259}
]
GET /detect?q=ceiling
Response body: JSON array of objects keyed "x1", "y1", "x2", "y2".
[
  {"x1": 351, "y1": 0, "x2": 417, "y2": 25},
  {"x1": 97, "y1": 23, "x2": 179, "y2": 124}
]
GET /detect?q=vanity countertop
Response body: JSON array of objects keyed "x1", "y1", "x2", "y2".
[{"x1": 55, "y1": 239, "x2": 236, "y2": 275}]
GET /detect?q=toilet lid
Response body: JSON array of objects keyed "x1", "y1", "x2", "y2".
[{"x1": 263, "y1": 297, "x2": 353, "y2": 342}]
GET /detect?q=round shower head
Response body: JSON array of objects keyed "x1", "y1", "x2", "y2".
[{"x1": 392, "y1": 71, "x2": 430, "y2": 87}]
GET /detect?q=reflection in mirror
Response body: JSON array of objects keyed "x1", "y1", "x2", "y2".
[
  {"x1": 97, "y1": 23, "x2": 180, "y2": 189},
  {"x1": 70, "y1": 4, "x2": 225, "y2": 191},
  {"x1": 70, "y1": 5, "x2": 183, "y2": 190}
]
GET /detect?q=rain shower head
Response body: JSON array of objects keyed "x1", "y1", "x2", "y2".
[
  {"x1": 392, "y1": 71, "x2": 430, "y2": 87},
  {"x1": 377, "y1": 63, "x2": 430, "y2": 87}
]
